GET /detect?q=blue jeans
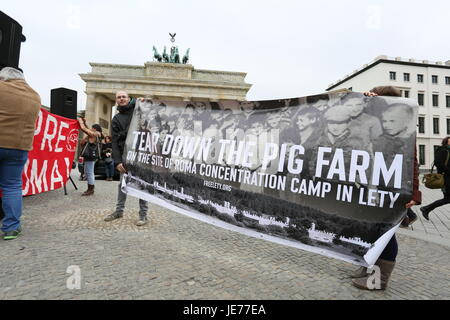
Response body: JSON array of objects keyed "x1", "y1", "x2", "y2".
[
  {"x1": 0, "y1": 147, "x2": 28, "y2": 232},
  {"x1": 105, "y1": 160, "x2": 115, "y2": 178},
  {"x1": 84, "y1": 161, "x2": 96, "y2": 185}
]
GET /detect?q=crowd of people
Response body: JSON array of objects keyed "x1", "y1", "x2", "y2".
[{"x1": 1, "y1": 66, "x2": 449, "y2": 293}]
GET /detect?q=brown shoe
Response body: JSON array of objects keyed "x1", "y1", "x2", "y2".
[
  {"x1": 352, "y1": 259, "x2": 395, "y2": 290},
  {"x1": 351, "y1": 266, "x2": 368, "y2": 279},
  {"x1": 104, "y1": 212, "x2": 123, "y2": 222},
  {"x1": 81, "y1": 184, "x2": 94, "y2": 196},
  {"x1": 106, "y1": 178, "x2": 113, "y2": 181}
]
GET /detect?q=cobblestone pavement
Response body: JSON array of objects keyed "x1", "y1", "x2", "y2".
[{"x1": 0, "y1": 173, "x2": 449, "y2": 300}]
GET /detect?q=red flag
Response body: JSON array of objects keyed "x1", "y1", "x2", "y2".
[{"x1": 21, "y1": 108, "x2": 80, "y2": 196}]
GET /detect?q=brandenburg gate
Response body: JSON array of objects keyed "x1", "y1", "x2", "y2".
[{"x1": 79, "y1": 42, "x2": 252, "y2": 133}]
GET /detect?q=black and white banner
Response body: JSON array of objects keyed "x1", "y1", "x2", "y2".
[{"x1": 122, "y1": 91, "x2": 417, "y2": 266}]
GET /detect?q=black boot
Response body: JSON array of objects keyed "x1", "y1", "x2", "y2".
[{"x1": 420, "y1": 207, "x2": 430, "y2": 220}]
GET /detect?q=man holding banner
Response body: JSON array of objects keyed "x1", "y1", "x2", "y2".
[
  {"x1": 104, "y1": 91, "x2": 149, "y2": 226},
  {"x1": 0, "y1": 67, "x2": 41, "y2": 240}
]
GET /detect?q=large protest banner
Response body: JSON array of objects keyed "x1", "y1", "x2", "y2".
[
  {"x1": 121, "y1": 91, "x2": 417, "y2": 266},
  {"x1": 22, "y1": 108, "x2": 79, "y2": 196}
]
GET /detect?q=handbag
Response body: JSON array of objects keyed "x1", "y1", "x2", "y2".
[
  {"x1": 422, "y1": 150, "x2": 450, "y2": 189},
  {"x1": 81, "y1": 136, "x2": 102, "y2": 161},
  {"x1": 422, "y1": 171, "x2": 444, "y2": 189}
]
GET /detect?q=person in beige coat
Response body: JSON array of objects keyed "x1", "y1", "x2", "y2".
[{"x1": 0, "y1": 67, "x2": 41, "y2": 240}]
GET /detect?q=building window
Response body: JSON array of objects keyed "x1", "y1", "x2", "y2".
[
  {"x1": 434, "y1": 145, "x2": 441, "y2": 155},
  {"x1": 419, "y1": 145, "x2": 425, "y2": 166},
  {"x1": 403, "y1": 73, "x2": 410, "y2": 82},
  {"x1": 433, "y1": 94, "x2": 439, "y2": 107},
  {"x1": 447, "y1": 95, "x2": 450, "y2": 108},
  {"x1": 389, "y1": 71, "x2": 396, "y2": 80},
  {"x1": 433, "y1": 117, "x2": 440, "y2": 134},
  {"x1": 447, "y1": 118, "x2": 450, "y2": 135},
  {"x1": 432, "y1": 75, "x2": 438, "y2": 84},
  {"x1": 418, "y1": 93, "x2": 424, "y2": 106},
  {"x1": 446, "y1": 76, "x2": 450, "y2": 85},
  {"x1": 417, "y1": 74, "x2": 424, "y2": 83},
  {"x1": 404, "y1": 90, "x2": 410, "y2": 98},
  {"x1": 418, "y1": 116, "x2": 425, "y2": 134}
]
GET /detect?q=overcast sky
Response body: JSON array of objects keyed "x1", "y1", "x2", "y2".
[{"x1": 3, "y1": 0, "x2": 450, "y2": 110}]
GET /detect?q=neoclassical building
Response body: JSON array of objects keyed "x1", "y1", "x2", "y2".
[{"x1": 79, "y1": 61, "x2": 252, "y2": 133}]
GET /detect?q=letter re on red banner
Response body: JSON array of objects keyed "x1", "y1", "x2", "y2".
[{"x1": 22, "y1": 108, "x2": 80, "y2": 196}]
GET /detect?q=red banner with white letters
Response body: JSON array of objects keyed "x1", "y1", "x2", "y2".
[{"x1": 21, "y1": 108, "x2": 80, "y2": 196}]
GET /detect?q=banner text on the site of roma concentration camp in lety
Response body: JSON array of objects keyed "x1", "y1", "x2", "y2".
[
  {"x1": 121, "y1": 91, "x2": 417, "y2": 266},
  {"x1": 22, "y1": 108, "x2": 79, "y2": 196}
]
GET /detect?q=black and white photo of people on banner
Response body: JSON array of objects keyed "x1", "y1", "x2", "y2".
[{"x1": 122, "y1": 91, "x2": 417, "y2": 266}]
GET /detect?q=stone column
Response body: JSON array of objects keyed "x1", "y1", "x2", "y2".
[
  {"x1": 84, "y1": 92, "x2": 97, "y2": 127},
  {"x1": 107, "y1": 98, "x2": 115, "y2": 135}
]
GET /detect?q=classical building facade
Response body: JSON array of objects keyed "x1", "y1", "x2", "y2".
[
  {"x1": 327, "y1": 55, "x2": 450, "y2": 170},
  {"x1": 79, "y1": 61, "x2": 252, "y2": 133}
]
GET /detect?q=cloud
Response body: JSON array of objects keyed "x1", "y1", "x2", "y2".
[{"x1": 2, "y1": 0, "x2": 450, "y2": 111}]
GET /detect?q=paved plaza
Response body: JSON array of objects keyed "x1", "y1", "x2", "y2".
[{"x1": 0, "y1": 172, "x2": 449, "y2": 300}]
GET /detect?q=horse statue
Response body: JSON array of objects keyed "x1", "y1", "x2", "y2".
[
  {"x1": 182, "y1": 48, "x2": 190, "y2": 64},
  {"x1": 162, "y1": 46, "x2": 169, "y2": 63},
  {"x1": 174, "y1": 47, "x2": 180, "y2": 64},
  {"x1": 152, "y1": 46, "x2": 162, "y2": 62},
  {"x1": 169, "y1": 46, "x2": 176, "y2": 63}
]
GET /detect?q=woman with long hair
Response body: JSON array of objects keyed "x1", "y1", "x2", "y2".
[
  {"x1": 78, "y1": 119, "x2": 103, "y2": 196},
  {"x1": 420, "y1": 136, "x2": 450, "y2": 219}
]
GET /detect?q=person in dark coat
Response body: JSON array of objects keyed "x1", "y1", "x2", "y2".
[
  {"x1": 104, "y1": 91, "x2": 149, "y2": 226},
  {"x1": 420, "y1": 136, "x2": 450, "y2": 220}
]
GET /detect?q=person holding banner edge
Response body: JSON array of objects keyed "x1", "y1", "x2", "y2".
[
  {"x1": 0, "y1": 67, "x2": 41, "y2": 240},
  {"x1": 351, "y1": 86, "x2": 421, "y2": 290},
  {"x1": 78, "y1": 118, "x2": 103, "y2": 196},
  {"x1": 104, "y1": 91, "x2": 149, "y2": 226}
]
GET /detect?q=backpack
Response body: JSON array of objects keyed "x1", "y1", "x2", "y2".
[{"x1": 81, "y1": 136, "x2": 102, "y2": 161}]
